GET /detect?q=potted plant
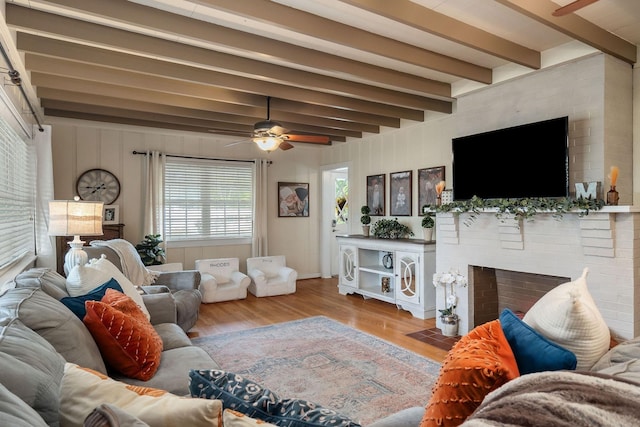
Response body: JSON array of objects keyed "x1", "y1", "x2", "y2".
[
  {"x1": 135, "y1": 234, "x2": 167, "y2": 266},
  {"x1": 433, "y1": 269, "x2": 468, "y2": 336},
  {"x1": 360, "y1": 205, "x2": 371, "y2": 237},
  {"x1": 371, "y1": 218, "x2": 414, "y2": 239},
  {"x1": 422, "y1": 210, "x2": 435, "y2": 241}
]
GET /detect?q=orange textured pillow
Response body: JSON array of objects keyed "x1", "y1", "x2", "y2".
[
  {"x1": 420, "y1": 320, "x2": 520, "y2": 427},
  {"x1": 84, "y1": 289, "x2": 163, "y2": 381}
]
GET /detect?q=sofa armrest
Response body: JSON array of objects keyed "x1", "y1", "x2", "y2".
[
  {"x1": 141, "y1": 287, "x2": 178, "y2": 325},
  {"x1": 199, "y1": 273, "x2": 218, "y2": 291},
  {"x1": 154, "y1": 270, "x2": 201, "y2": 292},
  {"x1": 277, "y1": 266, "x2": 297, "y2": 282},
  {"x1": 368, "y1": 407, "x2": 425, "y2": 427},
  {"x1": 247, "y1": 268, "x2": 266, "y2": 286},
  {"x1": 230, "y1": 271, "x2": 251, "y2": 289},
  {"x1": 147, "y1": 262, "x2": 184, "y2": 272}
]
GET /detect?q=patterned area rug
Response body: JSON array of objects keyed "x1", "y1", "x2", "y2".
[{"x1": 191, "y1": 316, "x2": 441, "y2": 425}]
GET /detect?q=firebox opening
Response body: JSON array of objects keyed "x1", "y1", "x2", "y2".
[{"x1": 470, "y1": 266, "x2": 569, "y2": 326}]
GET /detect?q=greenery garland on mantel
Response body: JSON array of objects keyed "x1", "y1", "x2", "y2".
[{"x1": 423, "y1": 196, "x2": 605, "y2": 226}]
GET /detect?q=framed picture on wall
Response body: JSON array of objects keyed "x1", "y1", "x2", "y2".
[
  {"x1": 278, "y1": 182, "x2": 309, "y2": 217},
  {"x1": 390, "y1": 170, "x2": 412, "y2": 216},
  {"x1": 103, "y1": 205, "x2": 119, "y2": 225},
  {"x1": 366, "y1": 174, "x2": 385, "y2": 216},
  {"x1": 418, "y1": 166, "x2": 446, "y2": 213}
]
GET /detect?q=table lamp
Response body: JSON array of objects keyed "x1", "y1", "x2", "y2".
[{"x1": 48, "y1": 197, "x2": 103, "y2": 274}]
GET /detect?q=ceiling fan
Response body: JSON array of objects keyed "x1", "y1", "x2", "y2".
[
  {"x1": 552, "y1": 0, "x2": 599, "y2": 17},
  {"x1": 220, "y1": 97, "x2": 331, "y2": 152}
]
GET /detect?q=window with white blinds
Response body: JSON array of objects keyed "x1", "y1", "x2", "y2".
[
  {"x1": 0, "y1": 118, "x2": 35, "y2": 271},
  {"x1": 164, "y1": 158, "x2": 253, "y2": 241}
]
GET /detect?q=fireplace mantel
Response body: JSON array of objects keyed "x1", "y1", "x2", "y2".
[{"x1": 434, "y1": 207, "x2": 640, "y2": 340}]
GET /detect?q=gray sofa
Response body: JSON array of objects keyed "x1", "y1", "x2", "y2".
[{"x1": 0, "y1": 267, "x2": 219, "y2": 426}]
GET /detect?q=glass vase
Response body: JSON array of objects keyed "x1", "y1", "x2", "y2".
[{"x1": 606, "y1": 186, "x2": 619, "y2": 206}]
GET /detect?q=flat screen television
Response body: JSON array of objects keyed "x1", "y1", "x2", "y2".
[{"x1": 452, "y1": 116, "x2": 569, "y2": 200}]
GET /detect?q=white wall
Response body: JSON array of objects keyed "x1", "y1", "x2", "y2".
[{"x1": 49, "y1": 118, "x2": 323, "y2": 277}]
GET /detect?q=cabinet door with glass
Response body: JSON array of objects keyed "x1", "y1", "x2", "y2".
[
  {"x1": 394, "y1": 250, "x2": 421, "y2": 305},
  {"x1": 338, "y1": 244, "x2": 358, "y2": 288}
]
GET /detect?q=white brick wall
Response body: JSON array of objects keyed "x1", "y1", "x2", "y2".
[
  {"x1": 436, "y1": 209, "x2": 639, "y2": 340},
  {"x1": 435, "y1": 53, "x2": 638, "y2": 340}
]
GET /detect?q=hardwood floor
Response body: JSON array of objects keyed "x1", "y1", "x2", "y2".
[{"x1": 190, "y1": 277, "x2": 448, "y2": 363}]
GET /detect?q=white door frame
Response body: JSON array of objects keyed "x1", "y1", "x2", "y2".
[{"x1": 320, "y1": 161, "x2": 351, "y2": 278}]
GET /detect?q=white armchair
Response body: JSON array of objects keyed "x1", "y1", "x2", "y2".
[
  {"x1": 246, "y1": 255, "x2": 297, "y2": 297},
  {"x1": 195, "y1": 258, "x2": 251, "y2": 303}
]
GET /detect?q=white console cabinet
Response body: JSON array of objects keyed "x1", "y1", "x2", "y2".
[{"x1": 336, "y1": 235, "x2": 436, "y2": 319}]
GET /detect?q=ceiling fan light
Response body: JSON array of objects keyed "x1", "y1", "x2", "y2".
[{"x1": 253, "y1": 136, "x2": 281, "y2": 152}]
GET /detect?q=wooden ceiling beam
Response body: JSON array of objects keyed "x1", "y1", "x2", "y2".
[
  {"x1": 339, "y1": 0, "x2": 540, "y2": 69},
  {"x1": 42, "y1": 100, "x2": 348, "y2": 141},
  {"x1": 17, "y1": 33, "x2": 448, "y2": 112},
  {"x1": 31, "y1": 74, "x2": 362, "y2": 138},
  {"x1": 495, "y1": 0, "x2": 636, "y2": 64},
  {"x1": 6, "y1": 8, "x2": 450, "y2": 100},
  {"x1": 5, "y1": 1, "x2": 461, "y2": 96},
  {"x1": 25, "y1": 54, "x2": 424, "y2": 120},
  {"x1": 191, "y1": 0, "x2": 492, "y2": 83},
  {"x1": 42, "y1": 100, "x2": 257, "y2": 133}
]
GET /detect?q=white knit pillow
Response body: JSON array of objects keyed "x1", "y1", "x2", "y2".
[
  {"x1": 87, "y1": 256, "x2": 150, "y2": 320},
  {"x1": 523, "y1": 268, "x2": 610, "y2": 370},
  {"x1": 65, "y1": 264, "x2": 111, "y2": 297},
  {"x1": 66, "y1": 257, "x2": 150, "y2": 320}
]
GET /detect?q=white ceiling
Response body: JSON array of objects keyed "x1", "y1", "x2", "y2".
[{"x1": 5, "y1": 0, "x2": 640, "y2": 146}]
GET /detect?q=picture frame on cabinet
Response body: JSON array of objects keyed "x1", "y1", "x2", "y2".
[
  {"x1": 390, "y1": 170, "x2": 412, "y2": 216},
  {"x1": 278, "y1": 182, "x2": 309, "y2": 217},
  {"x1": 418, "y1": 166, "x2": 445, "y2": 212},
  {"x1": 103, "y1": 205, "x2": 119, "y2": 225},
  {"x1": 366, "y1": 174, "x2": 385, "y2": 216}
]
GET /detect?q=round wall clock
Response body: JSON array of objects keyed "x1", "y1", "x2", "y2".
[{"x1": 76, "y1": 168, "x2": 121, "y2": 205}]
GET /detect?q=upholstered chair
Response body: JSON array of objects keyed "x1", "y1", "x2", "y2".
[
  {"x1": 195, "y1": 258, "x2": 251, "y2": 303},
  {"x1": 246, "y1": 255, "x2": 297, "y2": 297},
  {"x1": 84, "y1": 241, "x2": 201, "y2": 332}
]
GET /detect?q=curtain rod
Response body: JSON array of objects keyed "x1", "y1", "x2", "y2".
[
  {"x1": 132, "y1": 151, "x2": 271, "y2": 164},
  {"x1": 0, "y1": 43, "x2": 44, "y2": 133}
]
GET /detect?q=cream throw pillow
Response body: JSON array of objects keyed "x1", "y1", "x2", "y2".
[
  {"x1": 66, "y1": 257, "x2": 150, "y2": 320},
  {"x1": 523, "y1": 267, "x2": 610, "y2": 370},
  {"x1": 60, "y1": 363, "x2": 222, "y2": 427},
  {"x1": 223, "y1": 409, "x2": 278, "y2": 426}
]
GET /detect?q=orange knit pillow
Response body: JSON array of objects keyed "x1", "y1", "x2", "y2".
[
  {"x1": 84, "y1": 289, "x2": 163, "y2": 381},
  {"x1": 420, "y1": 320, "x2": 520, "y2": 427}
]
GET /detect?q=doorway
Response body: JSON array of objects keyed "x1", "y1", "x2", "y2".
[{"x1": 320, "y1": 163, "x2": 349, "y2": 278}]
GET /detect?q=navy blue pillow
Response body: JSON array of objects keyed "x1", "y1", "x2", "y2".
[
  {"x1": 60, "y1": 278, "x2": 123, "y2": 320},
  {"x1": 500, "y1": 308, "x2": 577, "y2": 375}
]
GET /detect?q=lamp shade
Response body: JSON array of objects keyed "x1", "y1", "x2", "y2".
[
  {"x1": 48, "y1": 200, "x2": 104, "y2": 237},
  {"x1": 253, "y1": 136, "x2": 281, "y2": 152}
]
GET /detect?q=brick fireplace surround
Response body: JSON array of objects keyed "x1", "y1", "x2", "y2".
[{"x1": 433, "y1": 208, "x2": 640, "y2": 340}]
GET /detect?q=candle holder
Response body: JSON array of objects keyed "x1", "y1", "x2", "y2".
[{"x1": 606, "y1": 186, "x2": 619, "y2": 206}]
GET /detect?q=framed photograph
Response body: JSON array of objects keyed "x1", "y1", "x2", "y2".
[
  {"x1": 278, "y1": 182, "x2": 309, "y2": 217},
  {"x1": 103, "y1": 205, "x2": 119, "y2": 225},
  {"x1": 418, "y1": 166, "x2": 445, "y2": 213},
  {"x1": 390, "y1": 170, "x2": 412, "y2": 216},
  {"x1": 366, "y1": 174, "x2": 385, "y2": 216}
]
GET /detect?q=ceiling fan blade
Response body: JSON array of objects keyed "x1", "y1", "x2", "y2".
[
  {"x1": 552, "y1": 0, "x2": 599, "y2": 16},
  {"x1": 269, "y1": 125, "x2": 289, "y2": 135},
  {"x1": 223, "y1": 139, "x2": 251, "y2": 148},
  {"x1": 283, "y1": 134, "x2": 331, "y2": 144},
  {"x1": 278, "y1": 141, "x2": 294, "y2": 150}
]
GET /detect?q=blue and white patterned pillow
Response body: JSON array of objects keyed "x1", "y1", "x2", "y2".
[{"x1": 189, "y1": 369, "x2": 361, "y2": 427}]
